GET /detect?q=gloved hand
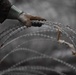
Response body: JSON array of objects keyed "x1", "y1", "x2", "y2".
[{"x1": 18, "y1": 12, "x2": 46, "y2": 27}]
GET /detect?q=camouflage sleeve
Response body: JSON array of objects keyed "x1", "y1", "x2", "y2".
[{"x1": 0, "y1": 0, "x2": 12, "y2": 23}]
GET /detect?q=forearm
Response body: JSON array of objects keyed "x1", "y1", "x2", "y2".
[
  {"x1": 7, "y1": 5, "x2": 23, "y2": 19},
  {"x1": 0, "y1": 0, "x2": 24, "y2": 23}
]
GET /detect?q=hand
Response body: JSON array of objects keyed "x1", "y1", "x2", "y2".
[{"x1": 18, "y1": 13, "x2": 46, "y2": 27}]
